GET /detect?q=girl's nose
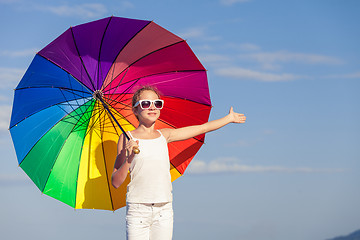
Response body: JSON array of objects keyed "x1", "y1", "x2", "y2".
[{"x1": 149, "y1": 102, "x2": 156, "y2": 110}]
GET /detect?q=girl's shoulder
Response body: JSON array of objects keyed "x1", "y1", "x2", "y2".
[{"x1": 159, "y1": 128, "x2": 172, "y2": 142}]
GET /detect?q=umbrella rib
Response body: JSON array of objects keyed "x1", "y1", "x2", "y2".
[
  {"x1": 102, "y1": 101, "x2": 134, "y2": 125},
  {"x1": 62, "y1": 103, "x2": 95, "y2": 131},
  {"x1": 106, "y1": 68, "x2": 129, "y2": 102},
  {"x1": 101, "y1": 39, "x2": 184, "y2": 91},
  {"x1": 30, "y1": 54, "x2": 95, "y2": 97},
  {"x1": 84, "y1": 101, "x2": 122, "y2": 140},
  {"x1": 103, "y1": 98, "x2": 134, "y2": 134},
  {"x1": 71, "y1": 101, "x2": 98, "y2": 209},
  {"x1": 17, "y1": 101, "x2": 89, "y2": 169},
  {"x1": 105, "y1": 92, "x2": 132, "y2": 105},
  {"x1": 84, "y1": 102, "x2": 104, "y2": 137},
  {"x1": 97, "y1": 16, "x2": 112, "y2": 89},
  {"x1": 99, "y1": 108, "x2": 116, "y2": 211},
  {"x1": 105, "y1": 78, "x2": 139, "y2": 109},
  {"x1": 170, "y1": 163, "x2": 182, "y2": 180},
  {"x1": 70, "y1": 27, "x2": 97, "y2": 91},
  {"x1": 101, "y1": 20, "x2": 152, "y2": 92},
  {"x1": 65, "y1": 73, "x2": 88, "y2": 114},
  {"x1": 106, "y1": 74, "x2": 212, "y2": 110},
  {"x1": 106, "y1": 98, "x2": 132, "y2": 114},
  {"x1": 19, "y1": 100, "x2": 95, "y2": 195},
  {"x1": 85, "y1": 100, "x2": 127, "y2": 139},
  {"x1": 58, "y1": 86, "x2": 83, "y2": 117},
  {"x1": 9, "y1": 95, "x2": 92, "y2": 130},
  {"x1": 105, "y1": 69, "x2": 206, "y2": 95},
  {"x1": 103, "y1": 106, "x2": 122, "y2": 136},
  {"x1": 14, "y1": 86, "x2": 92, "y2": 101}
]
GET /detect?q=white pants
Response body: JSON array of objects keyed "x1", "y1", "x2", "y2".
[{"x1": 126, "y1": 202, "x2": 173, "y2": 240}]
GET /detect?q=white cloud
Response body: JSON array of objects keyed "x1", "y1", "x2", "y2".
[
  {"x1": 263, "y1": 129, "x2": 275, "y2": 135},
  {"x1": 199, "y1": 43, "x2": 344, "y2": 79},
  {"x1": 239, "y1": 51, "x2": 344, "y2": 70},
  {"x1": 324, "y1": 72, "x2": 360, "y2": 79},
  {"x1": 198, "y1": 53, "x2": 232, "y2": 65},
  {"x1": 0, "y1": 105, "x2": 12, "y2": 132},
  {"x1": 0, "y1": 67, "x2": 25, "y2": 89},
  {"x1": 0, "y1": 48, "x2": 38, "y2": 58},
  {"x1": 230, "y1": 139, "x2": 253, "y2": 147},
  {"x1": 215, "y1": 67, "x2": 302, "y2": 82},
  {"x1": 179, "y1": 27, "x2": 221, "y2": 42},
  {"x1": 237, "y1": 43, "x2": 261, "y2": 51},
  {"x1": 0, "y1": 95, "x2": 9, "y2": 102},
  {"x1": 0, "y1": 0, "x2": 19, "y2": 3},
  {"x1": 118, "y1": 1, "x2": 135, "y2": 11},
  {"x1": 0, "y1": 173, "x2": 28, "y2": 184},
  {"x1": 179, "y1": 27, "x2": 206, "y2": 39},
  {"x1": 195, "y1": 43, "x2": 348, "y2": 82},
  {"x1": 220, "y1": 0, "x2": 251, "y2": 6},
  {"x1": 0, "y1": 0, "x2": 21, "y2": 4},
  {"x1": 34, "y1": 3, "x2": 108, "y2": 19},
  {"x1": 193, "y1": 44, "x2": 214, "y2": 52},
  {"x1": 187, "y1": 158, "x2": 346, "y2": 174}
]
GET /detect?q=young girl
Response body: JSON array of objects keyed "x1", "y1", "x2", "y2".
[{"x1": 111, "y1": 86, "x2": 246, "y2": 240}]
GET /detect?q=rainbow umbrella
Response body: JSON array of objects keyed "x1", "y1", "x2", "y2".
[{"x1": 9, "y1": 16, "x2": 211, "y2": 210}]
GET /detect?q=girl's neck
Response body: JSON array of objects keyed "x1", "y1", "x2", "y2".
[
  {"x1": 137, "y1": 124, "x2": 155, "y2": 132},
  {"x1": 132, "y1": 124, "x2": 160, "y2": 139}
]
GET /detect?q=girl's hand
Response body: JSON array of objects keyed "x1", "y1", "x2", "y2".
[
  {"x1": 125, "y1": 139, "x2": 139, "y2": 163},
  {"x1": 229, "y1": 107, "x2": 246, "y2": 123}
]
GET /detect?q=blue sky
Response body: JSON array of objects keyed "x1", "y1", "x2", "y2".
[{"x1": 1, "y1": 0, "x2": 359, "y2": 239}]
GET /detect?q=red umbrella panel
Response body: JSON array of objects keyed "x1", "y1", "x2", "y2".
[{"x1": 9, "y1": 16, "x2": 211, "y2": 210}]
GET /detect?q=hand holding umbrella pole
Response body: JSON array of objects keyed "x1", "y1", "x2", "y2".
[{"x1": 93, "y1": 90, "x2": 140, "y2": 154}]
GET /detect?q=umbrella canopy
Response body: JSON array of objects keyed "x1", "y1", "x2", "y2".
[{"x1": 9, "y1": 16, "x2": 211, "y2": 210}]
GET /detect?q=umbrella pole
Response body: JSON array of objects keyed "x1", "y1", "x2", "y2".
[
  {"x1": 93, "y1": 90, "x2": 140, "y2": 154},
  {"x1": 93, "y1": 91, "x2": 130, "y2": 140}
]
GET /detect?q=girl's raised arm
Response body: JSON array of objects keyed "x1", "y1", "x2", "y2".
[{"x1": 161, "y1": 107, "x2": 246, "y2": 143}]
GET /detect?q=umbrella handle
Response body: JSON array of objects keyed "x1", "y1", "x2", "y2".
[
  {"x1": 124, "y1": 133, "x2": 141, "y2": 155},
  {"x1": 127, "y1": 136, "x2": 140, "y2": 154},
  {"x1": 133, "y1": 147, "x2": 140, "y2": 154}
]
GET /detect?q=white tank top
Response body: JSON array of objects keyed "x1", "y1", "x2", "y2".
[{"x1": 126, "y1": 130, "x2": 173, "y2": 203}]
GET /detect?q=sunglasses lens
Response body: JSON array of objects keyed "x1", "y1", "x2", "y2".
[
  {"x1": 140, "y1": 100, "x2": 151, "y2": 109},
  {"x1": 154, "y1": 100, "x2": 163, "y2": 109}
]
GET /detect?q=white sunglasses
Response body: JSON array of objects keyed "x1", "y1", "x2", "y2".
[{"x1": 134, "y1": 99, "x2": 164, "y2": 110}]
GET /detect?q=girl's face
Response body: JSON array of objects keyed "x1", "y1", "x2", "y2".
[{"x1": 134, "y1": 90, "x2": 161, "y2": 124}]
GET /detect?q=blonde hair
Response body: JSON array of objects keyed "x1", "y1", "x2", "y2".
[{"x1": 131, "y1": 85, "x2": 161, "y2": 108}]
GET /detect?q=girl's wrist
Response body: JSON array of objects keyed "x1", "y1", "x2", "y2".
[
  {"x1": 225, "y1": 114, "x2": 233, "y2": 123},
  {"x1": 126, "y1": 155, "x2": 134, "y2": 164}
]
